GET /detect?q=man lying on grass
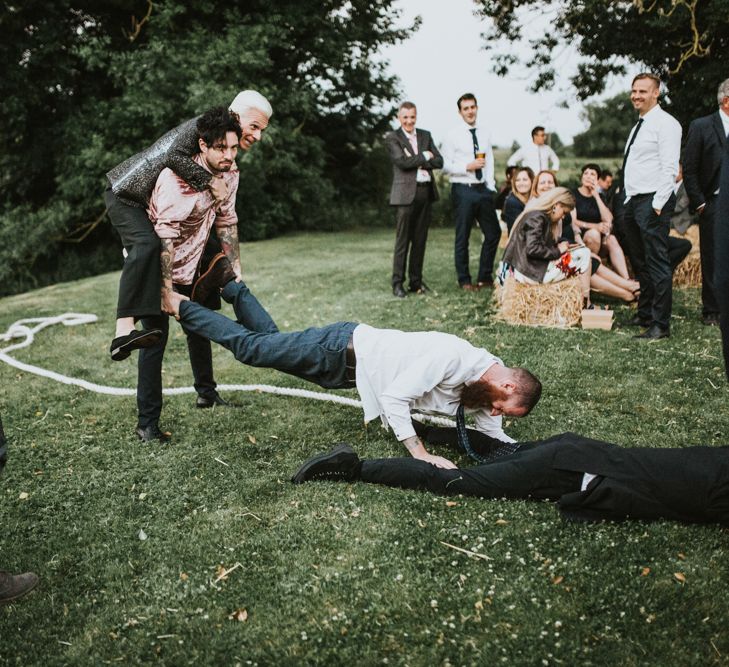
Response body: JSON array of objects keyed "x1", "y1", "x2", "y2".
[
  {"x1": 166, "y1": 265, "x2": 541, "y2": 469},
  {"x1": 291, "y1": 426, "x2": 729, "y2": 525}
]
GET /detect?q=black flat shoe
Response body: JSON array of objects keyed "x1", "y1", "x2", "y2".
[
  {"x1": 392, "y1": 284, "x2": 407, "y2": 298},
  {"x1": 634, "y1": 324, "x2": 670, "y2": 340},
  {"x1": 628, "y1": 314, "x2": 651, "y2": 327},
  {"x1": 111, "y1": 329, "x2": 163, "y2": 361},
  {"x1": 135, "y1": 424, "x2": 171, "y2": 442},
  {"x1": 196, "y1": 394, "x2": 237, "y2": 409}
]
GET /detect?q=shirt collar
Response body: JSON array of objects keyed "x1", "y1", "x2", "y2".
[{"x1": 639, "y1": 103, "x2": 661, "y2": 120}]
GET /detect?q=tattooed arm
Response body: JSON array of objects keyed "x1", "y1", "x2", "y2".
[
  {"x1": 217, "y1": 224, "x2": 242, "y2": 281},
  {"x1": 160, "y1": 239, "x2": 178, "y2": 317}
]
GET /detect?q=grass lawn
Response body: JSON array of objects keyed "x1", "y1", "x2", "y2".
[{"x1": 1, "y1": 226, "x2": 727, "y2": 666}]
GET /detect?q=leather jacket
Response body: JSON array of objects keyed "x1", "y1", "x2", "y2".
[
  {"x1": 105, "y1": 116, "x2": 212, "y2": 207},
  {"x1": 502, "y1": 209, "x2": 562, "y2": 282}
]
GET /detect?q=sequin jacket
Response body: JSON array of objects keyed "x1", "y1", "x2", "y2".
[{"x1": 105, "y1": 117, "x2": 212, "y2": 208}]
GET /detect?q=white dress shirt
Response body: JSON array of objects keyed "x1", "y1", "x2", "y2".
[
  {"x1": 623, "y1": 104, "x2": 682, "y2": 211},
  {"x1": 442, "y1": 120, "x2": 496, "y2": 190},
  {"x1": 352, "y1": 324, "x2": 513, "y2": 443},
  {"x1": 402, "y1": 129, "x2": 431, "y2": 183},
  {"x1": 507, "y1": 143, "x2": 560, "y2": 173}
]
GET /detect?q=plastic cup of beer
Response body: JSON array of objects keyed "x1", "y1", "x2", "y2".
[{"x1": 475, "y1": 150, "x2": 486, "y2": 160}]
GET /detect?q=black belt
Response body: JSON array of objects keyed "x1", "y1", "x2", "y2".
[
  {"x1": 455, "y1": 182, "x2": 487, "y2": 190},
  {"x1": 416, "y1": 182, "x2": 431, "y2": 187},
  {"x1": 345, "y1": 335, "x2": 356, "y2": 382}
]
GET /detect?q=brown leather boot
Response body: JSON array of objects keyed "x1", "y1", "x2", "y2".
[
  {"x1": 0, "y1": 571, "x2": 39, "y2": 603},
  {"x1": 191, "y1": 253, "x2": 237, "y2": 304}
]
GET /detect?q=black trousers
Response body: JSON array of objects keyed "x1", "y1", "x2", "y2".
[
  {"x1": 698, "y1": 196, "x2": 719, "y2": 317},
  {"x1": 135, "y1": 235, "x2": 224, "y2": 428},
  {"x1": 360, "y1": 448, "x2": 582, "y2": 501},
  {"x1": 105, "y1": 188, "x2": 162, "y2": 320},
  {"x1": 451, "y1": 183, "x2": 501, "y2": 286},
  {"x1": 392, "y1": 184, "x2": 432, "y2": 289},
  {"x1": 716, "y1": 152, "x2": 729, "y2": 380},
  {"x1": 622, "y1": 193, "x2": 675, "y2": 329}
]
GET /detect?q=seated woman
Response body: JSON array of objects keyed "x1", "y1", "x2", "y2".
[
  {"x1": 531, "y1": 170, "x2": 575, "y2": 243},
  {"x1": 500, "y1": 188, "x2": 592, "y2": 308},
  {"x1": 501, "y1": 167, "x2": 534, "y2": 234},
  {"x1": 571, "y1": 163, "x2": 631, "y2": 280}
]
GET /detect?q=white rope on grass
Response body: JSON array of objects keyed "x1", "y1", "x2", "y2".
[{"x1": 0, "y1": 313, "x2": 455, "y2": 427}]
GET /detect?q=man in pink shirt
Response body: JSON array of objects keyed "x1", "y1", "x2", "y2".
[{"x1": 135, "y1": 107, "x2": 243, "y2": 442}]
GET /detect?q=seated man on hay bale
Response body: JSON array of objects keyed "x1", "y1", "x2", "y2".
[{"x1": 163, "y1": 267, "x2": 542, "y2": 470}]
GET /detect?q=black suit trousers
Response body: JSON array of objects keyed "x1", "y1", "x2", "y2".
[
  {"x1": 699, "y1": 196, "x2": 719, "y2": 316},
  {"x1": 392, "y1": 185, "x2": 432, "y2": 288},
  {"x1": 623, "y1": 193, "x2": 675, "y2": 328},
  {"x1": 360, "y1": 451, "x2": 582, "y2": 501}
]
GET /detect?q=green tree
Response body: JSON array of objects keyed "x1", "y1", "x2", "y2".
[
  {"x1": 0, "y1": 0, "x2": 410, "y2": 295},
  {"x1": 571, "y1": 94, "x2": 636, "y2": 157},
  {"x1": 473, "y1": 0, "x2": 729, "y2": 126}
]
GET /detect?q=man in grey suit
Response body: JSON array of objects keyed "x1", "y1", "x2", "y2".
[
  {"x1": 682, "y1": 78, "x2": 729, "y2": 326},
  {"x1": 385, "y1": 102, "x2": 443, "y2": 298}
]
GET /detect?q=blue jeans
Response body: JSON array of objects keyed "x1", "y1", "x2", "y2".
[
  {"x1": 179, "y1": 281, "x2": 358, "y2": 390},
  {"x1": 136, "y1": 278, "x2": 279, "y2": 428},
  {"x1": 451, "y1": 183, "x2": 501, "y2": 285}
]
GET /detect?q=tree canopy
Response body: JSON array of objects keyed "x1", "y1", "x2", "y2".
[
  {"x1": 0, "y1": 0, "x2": 409, "y2": 295},
  {"x1": 571, "y1": 94, "x2": 637, "y2": 158},
  {"x1": 473, "y1": 0, "x2": 729, "y2": 126}
]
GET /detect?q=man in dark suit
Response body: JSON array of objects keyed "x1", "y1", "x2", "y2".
[
  {"x1": 682, "y1": 78, "x2": 729, "y2": 325},
  {"x1": 292, "y1": 428, "x2": 729, "y2": 526},
  {"x1": 715, "y1": 96, "x2": 729, "y2": 381},
  {"x1": 385, "y1": 102, "x2": 443, "y2": 298}
]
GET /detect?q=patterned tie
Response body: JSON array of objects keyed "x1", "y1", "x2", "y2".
[
  {"x1": 621, "y1": 118, "x2": 644, "y2": 180},
  {"x1": 469, "y1": 128, "x2": 483, "y2": 181},
  {"x1": 456, "y1": 404, "x2": 521, "y2": 463}
]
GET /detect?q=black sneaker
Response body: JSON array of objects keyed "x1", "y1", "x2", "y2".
[{"x1": 290, "y1": 443, "x2": 361, "y2": 484}]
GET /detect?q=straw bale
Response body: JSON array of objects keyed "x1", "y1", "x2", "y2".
[
  {"x1": 671, "y1": 225, "x2": 701, "y2": 288},
  {"x1": 494, "y1": 275, "x2": 583, "y2": 328}
]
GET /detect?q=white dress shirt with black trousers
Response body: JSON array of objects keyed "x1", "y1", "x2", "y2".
[
  {"x1": 443, "y1": 120, "x2": 501, "y2": 286},
  {"x1": 622, "y1": 104, "x2": 682, "y2": 331}
]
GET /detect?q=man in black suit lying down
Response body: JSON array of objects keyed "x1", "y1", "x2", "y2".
[{"x1": 291, "y1": 425, "x2": 729, "y2": 525}]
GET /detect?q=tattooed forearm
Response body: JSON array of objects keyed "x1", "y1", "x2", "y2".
[
  {"x1": 402, "y1": 436, "x2": 423, "y2": 452},
  {"x1": 218, "y1": 225, "x2": 241, "y2": 274},
  {"x1": 160, "y1": 239, "x2": 175, "y2": 291}
]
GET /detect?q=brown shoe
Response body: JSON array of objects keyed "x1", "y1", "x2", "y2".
[
  {"x1": 0, "y1": 571, "x2": 39, "y2": 604},
  {"x1": 191, "y1": 253, "x2": 237, "y2": 304},
  {"x1": 460, "y1": 283, "x2": 477, "y2": 292}
]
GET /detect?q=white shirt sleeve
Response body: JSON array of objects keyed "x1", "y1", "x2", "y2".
[
  {"x1": 548, "y1": 146, "x2": 560, "y2": 171},
  {"x1": 379, "y1": 356, "x2": 458, "y2": 441},
  {"x1": 472, "y1": 410, "x2": 515, "y2": 443},
  {"x1": 508, "y1": 147, "x2": 524, "y2": 166},
  {"x1": 442, "y1": 129, "x2": 470, "y2": 177}
]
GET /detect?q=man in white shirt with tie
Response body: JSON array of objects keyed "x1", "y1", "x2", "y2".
[
  {"x1": 442, "y1": 93, "x2": 501, "y2": 291},
  {"x1": 622, "y1": 73, "x2": 682, "y2": 340},
  {"x1": 167, "y1": 285, "x2": 543, "y2": 470},
  {"x1": 507, "y1": 126, "x2": 560, "y2": 174},
  {"x1": 385, "y1": 102, "x2": 443, "y2": 298}
]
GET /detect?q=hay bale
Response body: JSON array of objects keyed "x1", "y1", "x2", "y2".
[
  {"x1": 671, "y1": 225, "x2": 701, "y2": 288},
  {"x1": 494, "y1": 275, "x2": 583, "y2": 328}
]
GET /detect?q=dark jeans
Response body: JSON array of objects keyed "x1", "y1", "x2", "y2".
[
  {"x1": 360, "y1": 447, "x2": 582, "y2": 501},
  {"x1": 623, "y1": 192, "x2": 675, "y2": 329},
  {"x1": 392, "y1": 185, "x2": 432, "y2": 289},
  {"x1": 179, "y1": 282, "x2": 357, "y2": 390},
  {"x1": 698, "y1": 196, "x2": 719, "y2": 317},
  {"x1": 105, "y1": 188, "x2": 162, "y2": 320},
  {"x1": 451, "y1": 183, "x2": 501, "y2": 285}
]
